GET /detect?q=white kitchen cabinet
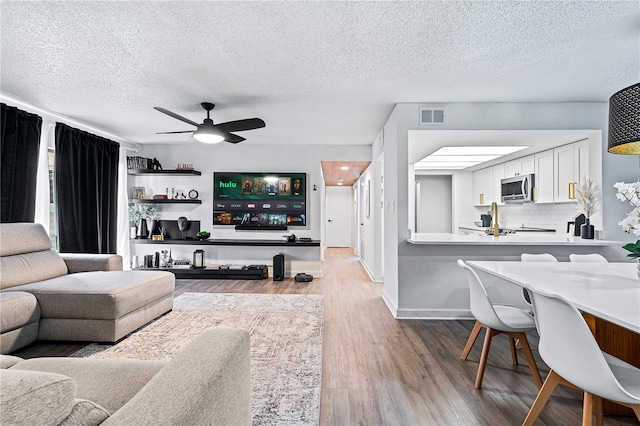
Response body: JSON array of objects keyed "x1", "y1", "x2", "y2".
[
  {"x1": 505, "y1": 155, "x2": 534, "y2": 177},
  {"x1": 473, "y1": 167, "x2": 493, "y2": 206},
  {"x1": 493, "y1": 163, "x2": 506, "y2": 205},
  {"x1": 553, "y1": 140, "x2": 589, "y2": 203},
  {"x1": 534, "y1": 149, "x2": 554, "y2": 203}
]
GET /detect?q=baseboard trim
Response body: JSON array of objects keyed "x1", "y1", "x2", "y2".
[
  {"x1": 395, "y1": 308, "x2": 474, "y2": 320},
  {"x1": 359, "y1": 259, "x2": 383, "y2": 282},
  {"x1": 381, "y1": 291, "x2": 398, "y2": 317}
]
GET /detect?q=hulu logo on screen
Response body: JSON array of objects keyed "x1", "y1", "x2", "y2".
[{"x1": 219, "y1": 181, "x2": 237, "y2": 188}]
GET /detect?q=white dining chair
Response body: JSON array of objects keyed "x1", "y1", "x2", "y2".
[
  {"x1": 523, "y1": 289, "x2": 640, "y2": 425},
  {"x1": 521, "y1": 253, "x2": 558, "y2": 263},
  {"x1": 569, "y1": 253, "x2": 608, "y2": 263},
  {"x1": 457, "y1": 259, "x2": 543, "y2": 389},
  {"x1": 520, "y1": 253, "x2": 558, "y2": 304}
]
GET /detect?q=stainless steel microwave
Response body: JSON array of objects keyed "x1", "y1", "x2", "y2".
[{"x1": 501, "y1": 174, "x2": 535, "y2": 203}]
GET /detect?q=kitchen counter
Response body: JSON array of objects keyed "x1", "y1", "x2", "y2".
[
  {"x1": 408, "y1": 232, "x2": 622, "y2": 246},
  {"x1": 388, "y1": 232, "x2": 629, "y2": 321}
]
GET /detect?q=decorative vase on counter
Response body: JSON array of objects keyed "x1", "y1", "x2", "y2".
[{"x1": 580, "y1": 218, "x2": 595, "y2": 239}]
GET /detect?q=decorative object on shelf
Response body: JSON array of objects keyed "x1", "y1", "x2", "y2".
[
  {"x1": 128, "y1": 203, "x2": 159, "y2": 239},
  {"x1": 607, "y1": 82, "x2": 639, "y2": 155},
  {"x1": 177, "y1": 216, "x2": 188, "y2": 240},
  {"x1": 193, "y1": 249, "x2": 205, "y2": 268},
  {"x1": 575, "y1": 178, "x2": 599, "y2": 239},
  {"x1": 152, "y1": 234, "x2": 163, "y2": 241},
  {"x1": 153, "y1": 194, "x2": 168, "y2": 200},
  {"x1": 151, "y1": 157, "x2": 163, "y2": 170},
  {"x1": 188, "y1": 189, "x2": 199, "y2": 199},
  {"x1": 196, "y1": 231, "x2": 210, "y2": 241},
  {"x1": 176, "y1": 164, "x2": 194, "y2": 170},
  {"x1": 132, "y1": 186, "x2": 145, "y2": 199}
]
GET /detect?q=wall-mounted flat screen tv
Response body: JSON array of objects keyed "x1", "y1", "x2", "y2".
[{"x1": 213, "y1": 172, "x2": 306, "y2": 227}]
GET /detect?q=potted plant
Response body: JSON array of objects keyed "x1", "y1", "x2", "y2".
[
  {"x1": 575, "y1": 178, "x2": 599, "y2": 239},
  {"x1": 129, "y1": 204, "x2": 159, "y2": 238},
  {"x1": 614, "y1": 178, "x2": 640, "y2": 277}
]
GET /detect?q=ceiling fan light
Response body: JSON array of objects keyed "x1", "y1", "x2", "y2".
[{"x1": 193, "y1": 128, "x2": 224, "y2": 144}]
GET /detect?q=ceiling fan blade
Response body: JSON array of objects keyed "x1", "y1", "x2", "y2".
[
  {"x1": 224, "y1": 133, "x2": 246, "y2": 144},
  {"x1": 154, "y1": 107, "x2": 199, "y2": 127},
  {"x1": 156, "y1": 130, "x2": 193, "y2": 134},
  {"x1": 215, "y1": 118, "x2": 265, "y2": 133}
]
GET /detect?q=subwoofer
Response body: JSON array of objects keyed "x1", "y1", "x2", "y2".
[{"x1": 273, "y1": 254, "x2": 284, "y2": 281}]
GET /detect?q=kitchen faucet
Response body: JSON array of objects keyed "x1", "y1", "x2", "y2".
[{"x1": 490, "y1": 202, "x2": 499, "y2": 237}]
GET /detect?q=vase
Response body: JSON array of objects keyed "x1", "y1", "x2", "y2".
[
  {"x1": 136, "y1": 219, "x2": 148, "y2": 239},
  {"x1": 147, "y1": 219, "x2": 157, "y2": 239},
  {"x1": 580, "y1": 218, "x2": 594, "y2": 239},
  {"x1": 637, "y1": 259, "x2": 640, "y2": 280}
]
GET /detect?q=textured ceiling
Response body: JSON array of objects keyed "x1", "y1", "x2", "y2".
[{"x1": 1, "y1": 1, "x2": 638, "y2": 146}]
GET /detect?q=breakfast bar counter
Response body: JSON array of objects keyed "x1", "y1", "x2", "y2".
[
  {"x1": 387, "y1": 232, "x2": 628, "y2": 320},
  {"x1": 407, "y1": 233, "x2": 622, "y2": 246}
]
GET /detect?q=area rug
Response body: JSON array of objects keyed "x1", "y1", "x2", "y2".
[{"x1": 72, "y1": 292, "x2": 325, "y2": 425}]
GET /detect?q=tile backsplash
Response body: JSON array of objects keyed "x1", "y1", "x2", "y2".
[{"x1": 494, "y1": 203, "x2": 583, "y2": 233}]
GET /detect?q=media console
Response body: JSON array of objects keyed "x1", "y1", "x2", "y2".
[{"x1": 139, "y1": 265, "x2": 269, "y2": 280}]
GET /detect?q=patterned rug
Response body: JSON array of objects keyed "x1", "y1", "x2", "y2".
[{"x1": 72, "y1": 292, "x2": 325, "y2": 425}]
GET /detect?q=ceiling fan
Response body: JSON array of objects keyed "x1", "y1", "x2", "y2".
[{"x1": 154, "y1": 102, "x2": 265, "y2": 144}]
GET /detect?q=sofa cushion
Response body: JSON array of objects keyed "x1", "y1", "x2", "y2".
[
  {"x1": 0, "y1": 355, "x2": 24, "y2": 369},
  {"x1": 0, "y1": 223, "x2": 53, "y2": 256},
  {"x1": 0, "y1": 250, "x2": 68, "y2": 289},
  {"x1": 7, "y1": 270, "x2": 175, "y2": 320},
  {"x1": 11, "y1": 357, "x2": 166, "y2": 414},
  {"x1": 0, "y1": 368, "x2": 76, "y2": 425},
  {"x1": 58, "y1": 399, "x2": 110, "y2": 426},
  {"x1": 0, "y1": 291, "x2": 40, "y2": 333}
]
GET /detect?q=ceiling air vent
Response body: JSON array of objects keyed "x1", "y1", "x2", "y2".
[{"x1": 419, "y1": 108, "x2": 445, "y2": 125}]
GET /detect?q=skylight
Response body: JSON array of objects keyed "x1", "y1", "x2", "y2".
[{"x1": 415, "y1": 146, "x2": 529, "y2": 170}]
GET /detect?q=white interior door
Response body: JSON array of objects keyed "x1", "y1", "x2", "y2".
[{"x1": 326, "y1": 186, "x2": 352, "y2": 247}]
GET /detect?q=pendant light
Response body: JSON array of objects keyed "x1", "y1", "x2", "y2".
[{"x1": 608, "y1": 82, "x2": 640, "y2": 154}]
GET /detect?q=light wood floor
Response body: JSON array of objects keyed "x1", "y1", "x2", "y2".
[{"x1": 15, "y1": 248, "x2": 638, "y2": 425}]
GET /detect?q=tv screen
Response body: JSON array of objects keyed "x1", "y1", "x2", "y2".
[{"x1": 213, "y1": 172, "x2": 306, "y2": 227}]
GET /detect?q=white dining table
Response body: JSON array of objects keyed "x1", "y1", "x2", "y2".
[{"x1": 466, "y1": 261, "x2": 640, "y2": 334}]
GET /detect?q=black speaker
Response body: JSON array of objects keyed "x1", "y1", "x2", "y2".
[{"x1": 273, "y1": 254, "x2": 284, "y2": 281}]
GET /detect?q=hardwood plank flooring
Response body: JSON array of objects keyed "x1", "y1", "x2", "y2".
[{"x1": 13, "y1": 248, "x2": 638, "y2": 425}]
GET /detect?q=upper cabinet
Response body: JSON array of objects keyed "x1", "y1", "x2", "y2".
[
  {"x1": 504, "y1": 155, "x2": 534, "y2": 177},
  {"x1": 492, "y1": 163, "x2": 506, "y2": 205},
  {"x1": 553, "y1": 140, "x2": 589, "y2": 203},
  {"x1": 534, "y1": 150, "x2": 554, "y2": 203},
  {"x1": 473, "y1": 167, "x2": 493, "y2": 206}
]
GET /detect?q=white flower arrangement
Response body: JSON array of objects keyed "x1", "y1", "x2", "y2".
[
  {"x1": 614, "y1": 178, "x2": 640, "y2": 236},
  {"x1": 128, "y1": 203, "x2": 159, "y2": 223},
  {"x1": 575, "y1": 178, "x2": 600, "y2": 219}
]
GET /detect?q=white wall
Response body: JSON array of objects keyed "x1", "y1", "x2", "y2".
[
  {"x1": 357, "y1": 158, "x2": 384, "y2": 281},
  {"x1": 382, "y1": 102, "x2": 637, "y2": 317},
  {"x1": 415, "y1": 175, "x2": 452, "y2": 233}
]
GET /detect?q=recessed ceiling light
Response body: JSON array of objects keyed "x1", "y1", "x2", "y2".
[
  {"x1": 337, "y1": 182, "x2": 343, "y2": 185},
  {"x1": 340, "y1": 166, "x2": 349, "y2": 170},
  {"x1": 416, "y1": 145, "x2": 529, "y2": 170},
  {"x1": 338, "y1": 178, "x2": 344, "y2": 181}
]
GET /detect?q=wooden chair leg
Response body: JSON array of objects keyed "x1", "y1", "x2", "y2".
[
  {"x1": 582, "y1": 392, "x2": 594, "y2": 426},
  {"x1": 461, "y1": 321, "x2": 483, "y2": 360},
  {"x1": 475, "y1": 327, "x2": 497, "y2": 389},
  {"x1": 517, "y1": 332, "x2": 543, "y2": 389},
  {"x1": 522, "y1": 370, "x2": 562, "y2": 426},
  {"x1": 509, "y1": 337, "x2": 519, "y2": 365},
  {"x1": 630, "y1": 404, "x2": 640, "y2": 422},
  {"x1": 593, "y1": 395, "x2": 603, "y2": 426}
]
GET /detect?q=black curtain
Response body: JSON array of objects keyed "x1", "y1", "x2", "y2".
[
  {"x1": 0, "y1": 103, "x2": 42, "y2": 223},
  {"x1": 55, "y1": 122, "x2": 119, "y2": 254}
]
